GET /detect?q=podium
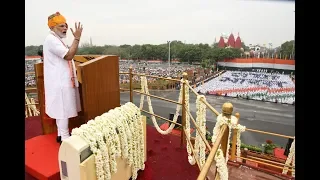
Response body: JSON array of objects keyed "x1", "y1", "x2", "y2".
[{"x1": 35, "y1": 55, "x2": 120, "y2": 134}]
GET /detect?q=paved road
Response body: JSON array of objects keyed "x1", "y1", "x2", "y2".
[{"x1": 120, "y1": 90, "x2": 295, "y2": 148}]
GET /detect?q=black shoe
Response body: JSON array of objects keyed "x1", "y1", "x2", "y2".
[{"x1": 56, "y1": 136, "x2": 61, "y2": 143}]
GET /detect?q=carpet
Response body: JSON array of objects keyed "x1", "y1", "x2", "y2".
[
  {"x1": 25, "y1": 116, "x2": 43, "y2": 140},
  {"x1": 274, "y1": 148, "x2": 287, "y2": 160},
  {"x1": 25, "y1": 133, "x2": 60, "y2": 180},
  {"x1": 137, "y1": 126, "x2": 199, "y2": 180}
]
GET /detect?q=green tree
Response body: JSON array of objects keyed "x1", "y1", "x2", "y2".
[
  {"x1": 25, "y1": 46, "x2": 40, "y2": 56},
  {"x1": 241, "y1": 42, "x2": 249, "y2": 51},
  {"x1": 280, "y1": 40, "x2": 294, "y2": 59},
  {"x1": 25, "y1": 39, "x2": 292, "y2": 62}
]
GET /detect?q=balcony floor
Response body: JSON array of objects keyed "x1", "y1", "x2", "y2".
[
  {"x1": 207, "y1": 164, "x2": 285, "y2": 180},
  {"x1": 230, "y1": 165, "x2": 284, "y2": 180},
  {"x1": 25, "y1": 116, "x2": 287, "y2": 180}
]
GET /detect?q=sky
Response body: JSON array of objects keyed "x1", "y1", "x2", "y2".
[{"x1": 25, "y1": 0, "x2": 295, "y2": 47}]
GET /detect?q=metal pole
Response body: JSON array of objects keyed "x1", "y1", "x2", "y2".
[
  {"x1": 167, "y1": 40, "x2": 171, "y2": 76},
  {"x1": 292, "y1": 11, "x2": 295, "y2": 60},
  {"x1": 292, "y1": 34, "x2": 295, "y2": 60},
  {"x1": 129, "y1": 66, "x2": 133, "y2": 102}
]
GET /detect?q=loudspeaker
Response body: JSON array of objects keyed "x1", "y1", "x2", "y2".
[{"x1": 168, "y1": 113, "x2": 182, "y2": 128}]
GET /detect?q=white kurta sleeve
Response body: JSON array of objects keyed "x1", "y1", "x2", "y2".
[{"x1": 47, "y1": 37, "x2": 69, "y2": 59}]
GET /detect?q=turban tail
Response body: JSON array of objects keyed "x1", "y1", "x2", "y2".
[{"x1": 48, "y1": 12, "x2": 66, "y2": 28}]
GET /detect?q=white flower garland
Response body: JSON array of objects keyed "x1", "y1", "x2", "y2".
[
  {"x1": 125, "y1": 103, "x2": 145, "y2": 173},
  {"x1": 182, "y1": 81, "x2": 194, "y2": 165},
  {"x1": 88, "y1": 119, "x2": 114, "y2": 178},
  {"x1": 71, "y1": 102, "x2": 145, "y2": 180},
  {"x1": 211, "y1": 113, "x2": 245, "y2": 179},
  {"x1": 99, "y1": 110, "x2": 125, "y2": 173},
  {"x1": 139, "y1": 75, "x2": 184, "y2": 135},
  {"x1": 139, "y1": 75, "x2": 198, "y2": 166},
  {"x1": 282, "y1": 138, "x2": 295, "y2": 176},
  {"x1": 72, "y1": 124, "x2": 107, "y2": 179},
  {"x1": 214, "y1": 149, "x2": 228, "y2": 180},
  {"x1": 193, "y1": 95, "x2": 207, "y2": 168},
  {"x1": 117, "y1": 103, "x2": 145, "y2": 178},
  {"x1": 235, "y1": 125, "x2": 246, "y2": 162}
]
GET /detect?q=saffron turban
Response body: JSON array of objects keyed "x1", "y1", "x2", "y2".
[{"x1": 48, "y1": 12, "x2": 66, "y2": 28}]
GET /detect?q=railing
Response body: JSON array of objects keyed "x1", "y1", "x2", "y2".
[
  {"x1": 25, "y1": 65, "x2": 295, "y2": 179},
  {"x1": 25, "y1": 91, "x2": 40, "y2": 117},
  {"x1": 197, "y1": 124, "x2": 229, "y2": 180},
  {"x1": 25, "y1": 87, "x2": 37, "y2": 91},
  {"x1": 25, "y1": 71, "x2": 39, "y2": 112},
  {"x1": 25, "y1": 70, "x2": 40, "y2": 117},
  {"x1": 120, "y1": 66, "x2": 295, "y2": 179},
  {"x1": 229, "y1": 121, "x2": 295, "y2": 176},
  {"x1": 120, "y1": 67, "x2": 232, "y2": 179}
]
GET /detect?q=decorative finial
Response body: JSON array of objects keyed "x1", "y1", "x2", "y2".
[
  {"x1": 222, "y1": 102, "x2": 233, "y2": 116},
  {"x1": 182, "y1": 72, "x2": 188, "y2": 80}
]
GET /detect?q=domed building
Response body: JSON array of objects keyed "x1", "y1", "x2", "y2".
[
  {"x1": 217, "y1": 32, "x2": 242, "y2": 49},
  {"x1": 227, "y1": 33, "x2": 235, "y2": 48},
  {"x1": 235, "y1": 33, "x2": 242, "y2": 48},
  {"x1": 217, "y1": 36, "x2": 226, "y2": 48}
]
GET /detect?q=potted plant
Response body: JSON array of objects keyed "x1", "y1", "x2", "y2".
[
  {"x1": 262, "y1": 140, "x2": 276, "y2": 155},
  {"x1": 205, "y1": 127, "x2": 212, "y2": 158}
]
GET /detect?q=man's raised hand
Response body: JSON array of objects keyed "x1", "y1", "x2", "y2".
[{"x1": 70, "y1": 22, "x2": 83, "y2": 40}]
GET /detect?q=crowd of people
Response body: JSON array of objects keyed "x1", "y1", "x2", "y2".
[
  {"x1": 25, "y1": 60, "x2": 36, "y2": 72},
  {"x1": 25, "y1": 61, "x2": 38, "y2": 104},
  {"x1": 119, "y1": 60, "x2": 202, "y2": 83},
  {"x1": 26, "y1": 59, "x2": 295, "y2": 104},
  {"x1": 25, "y1": 60, "x2": 39, "y2": 88},
  {"x1": 195, "y1": 70, "x2": 295, "y2": 104},
  {"x1": 25, "y1": 59, "x2": 205, "y2": 88},
  {"x1": 25, "y1": 74, "x2": 36, "y2": 88}
]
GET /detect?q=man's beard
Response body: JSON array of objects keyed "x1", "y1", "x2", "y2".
[{"x1": 56, "y1": 31, "x2": 66, "y2": 38}]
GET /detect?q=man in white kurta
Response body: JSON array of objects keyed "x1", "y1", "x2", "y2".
[{"x1": 43, "y1": 12, "x2": 82, "y2": 142}]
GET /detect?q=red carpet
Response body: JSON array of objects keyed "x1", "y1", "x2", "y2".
[
  {"x1": 25, "y1": 116, "x2": 43, "y2": 180},
  {"x1": 137, "y1": 126, "x2": 199, "y2": 180},
  {"x1": 25, "y1": 117, "x2": 199, "y2": 180},
  {"x1": 25, "y1": 133, "x2": 60, "y2": 180},
  {"x1": 25, "y1": 116, "x2": 43, "y2": 140},
  {"x1": 274, "y1": 148, "x2": 287, "y2": 160}
]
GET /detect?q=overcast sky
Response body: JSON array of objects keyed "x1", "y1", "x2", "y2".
[{"x1": 25, "y1": 0, "x2": 295, "y2": 47}]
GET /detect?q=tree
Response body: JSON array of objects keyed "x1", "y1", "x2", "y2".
[
  {"x1": 280, "y1": 40, "x2": 294, "y2": 59},
  {"x1": 25, "y1": 46, "x2": 40, "y2": 56},
  {"x1": 25, "y1": 39, "x2": 292, "y2": 62},
  {"x1": 241, "y1": 42, "x2": 249, "y2": 51}
]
